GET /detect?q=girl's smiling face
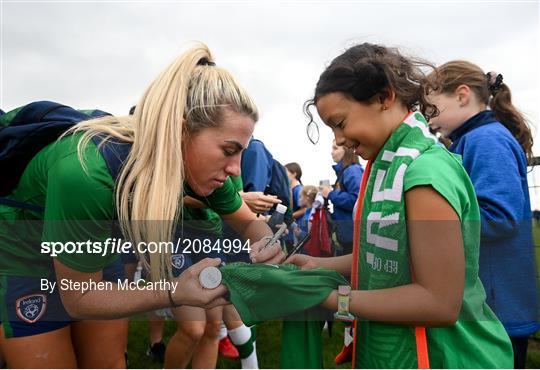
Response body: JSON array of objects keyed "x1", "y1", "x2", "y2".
[{"x1": 316, "y1": 92, "x2": 403, "y2": 160}]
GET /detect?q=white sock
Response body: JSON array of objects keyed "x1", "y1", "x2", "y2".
[
  {"x1": 228, "y1": 325, "x2": 258, "y2": 369},
  {"x1": 219, "y1": 321, "x2": 227, "y2": 340},
  {"x1": 228, "y1": 324, "x2": 250, "y2": 344},
  {"x1": 247, "y1": 342, "x2": 257, "y2": 369}
]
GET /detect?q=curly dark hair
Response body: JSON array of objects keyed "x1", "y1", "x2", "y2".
[{"x1": 304, "y1": 43, "x2": 438, "y2": 140}]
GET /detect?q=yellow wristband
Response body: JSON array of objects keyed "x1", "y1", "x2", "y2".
[{"x1": 334, "y1": 285, "x2": 355, "y2": 322}]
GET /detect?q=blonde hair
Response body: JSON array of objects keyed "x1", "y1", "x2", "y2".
[
  {"x1": 300, "y1": 185, "x2": 318, "y2": 205},
  {"x1": 66, "y1": 42, "x2": 258, "y2": 281}
]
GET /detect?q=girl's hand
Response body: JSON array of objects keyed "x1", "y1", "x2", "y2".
[
  {"x1": 285, "y1": 253, "x2": 319, "y2": 270},
  {"x1": 172, "y1": 258, "x2": 229, "y2": 309}
]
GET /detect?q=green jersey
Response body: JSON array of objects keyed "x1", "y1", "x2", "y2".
[
  {"x1": 354, "y1": 113, "x2": 512, "y2": 368},
  {"x1": 221, "y1": 262, "x2": 348, "y2": 368},
  {"x1": 0, "y1": 133, "x2": 243, "y2": 276}
]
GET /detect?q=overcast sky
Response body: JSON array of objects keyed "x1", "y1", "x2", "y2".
[{"x1": 2, "y1": 0, "x2": 539, "y2": 203}]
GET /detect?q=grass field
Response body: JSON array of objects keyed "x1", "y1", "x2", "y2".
[
  {"x1": 125, "y1": 317, "x2": 540, "y2": 369},
  {"x1": 126, "y1": 317, "x2": 351, "y2": 369}
]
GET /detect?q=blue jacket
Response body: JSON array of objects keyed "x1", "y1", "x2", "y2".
[
  {"x1": 449, "y1": 110, "x2": 539, "y2": 337},
  {"x1": 328, "y1": 161, "x2": 363, "y2": 244},
  {"x1": 224, "y1": 139, "x2": 274, "y2": 258},
  {"x1": 241, "y1": 139, "x2": 273, "y2": 193}
]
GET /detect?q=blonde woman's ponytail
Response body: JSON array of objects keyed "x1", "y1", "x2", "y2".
[{"x1": 66, "y1": 42, "x2": 257, "y2": 282}]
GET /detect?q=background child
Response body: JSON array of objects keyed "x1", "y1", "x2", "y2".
[
  {"x1": 319, "y1": 140, "x2": 363, "y2": 256},
  {"x1": 285, "y1": 162, "x2": 306, "y2": 221},
  {"x1": 295, "y1": 185, "x2": 318, "y2": 240},
  {"x1": 426, "y1": 60, "x2": 539, "y2": 368}
]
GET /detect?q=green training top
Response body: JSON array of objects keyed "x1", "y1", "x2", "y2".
[{"x1": 0, "y1": 133, "x2": 243, "y2": 277}]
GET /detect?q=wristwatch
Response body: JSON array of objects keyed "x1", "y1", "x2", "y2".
[{"x1": 334, "y1": 285, "x2": 355, "y2": 322}]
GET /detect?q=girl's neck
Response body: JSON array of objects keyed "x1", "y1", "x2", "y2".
[
  {"x1": 461, "y1": 105, "x2": 487, "y2": 126},
  {"x1": 291, "y1": 179, "x2": 300, "y2": 187},
  {"x1": 369, "y1": 105, "x2": 410, "y2": 161},
  {"x1": 383, "y1": 104, "x2": 411, "y2": 140}
]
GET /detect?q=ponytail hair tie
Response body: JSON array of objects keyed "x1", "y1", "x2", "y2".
[
  {"x1": 197, "y1": 58, "x2": 216, "y2": 66},
  {"x1": 486, "y1": 71, "x2": 503, "y2": 94}
]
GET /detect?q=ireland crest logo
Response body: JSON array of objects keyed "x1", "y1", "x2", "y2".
[
  {"x1": 15, "y1": 294, "x2": 47, "y2": 323},
  {"x1": 171, "y1": 254, "x2": 185, "y2": 269}
]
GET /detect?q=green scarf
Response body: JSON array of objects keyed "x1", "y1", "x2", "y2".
[
  {"x1": 354, "y1": 112, "x2": 437, "y2": 368},
  {"x1": 357, "y1": 112, "x2": 437, "y2": 290}
]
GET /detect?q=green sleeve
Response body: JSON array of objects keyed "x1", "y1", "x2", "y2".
[
  {"x1": 42, "y1": 141, "x2": 117, "y2": 272},
  {"x1": 230, "y1": 175, "x2": 243, "y2": 192},
  {"x1": 187, "y1": 177, "x2": 243, "y2": 215},
  {"x1": 404, "y1": 146, "x2": 475, "y2": 221}
]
